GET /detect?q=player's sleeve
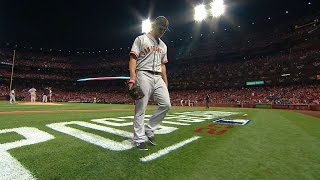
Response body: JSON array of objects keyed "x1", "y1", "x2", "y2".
[
  {"x1": 161, "y1": 45, "x2": 168, "y2": 64},
  {"x1": 130, "y1": 37, "x2": 141, "y2": 59}
]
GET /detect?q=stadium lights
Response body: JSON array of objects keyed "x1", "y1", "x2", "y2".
[
  {"x1": 194, "y1": 4, "x2": 207, "y2": 22},
  {"x1": 194, "y1": 1, "x2": 225, "y2": 22},
  {"x1": 281, "y1": 73, "x2": 291, "y2": 77},
  {"x1": 210, "y1": 0, "x2": 225, "y2": 17},
  {"x1": 142, "y1": 19, "x2": 152, "y2": 33}
]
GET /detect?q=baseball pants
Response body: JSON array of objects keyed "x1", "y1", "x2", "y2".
[
  {"x1": 10, "y1": 95, "x2": 16, "y2": 104},
  {"x1": 43, "y1": 95, "x2": 48, "y2": 103},
  {"x1": 31, "y1": 95, "x2": 36, "y2": 102},
  {"x1": 133, "y1": 71, "x2": 171, "y2": 143}
]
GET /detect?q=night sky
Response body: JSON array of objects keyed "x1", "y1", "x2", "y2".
[{"x1": 0, "y1": 0, "x2": 318, "y2": 50}]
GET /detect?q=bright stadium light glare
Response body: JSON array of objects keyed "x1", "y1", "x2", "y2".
[
  {"x1": 281, "y1": 73, "x2": 291, "y2": 77},
  {"x1": 210, "y1": 0, "x2": 225, "y2": 17},
  {"x1": 142, "y1": 19, "x2": 151, "y2": 33},
  {"x1": 194, "y1": 4, "x2": 207, "y2": 22}
]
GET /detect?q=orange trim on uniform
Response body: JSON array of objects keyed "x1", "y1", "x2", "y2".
[{"x1": 130, "y1": 51, "x2": 139, "y2": 59}]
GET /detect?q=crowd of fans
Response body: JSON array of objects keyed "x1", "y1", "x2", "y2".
[
  {"x1": 0, "y1": 50, "x2": 73, "y2": 69},
  {"x1": 0, "y1": 83, "x2": 319, "y2": 105},
  {"x1": 170, "y1": 85, "x2": 319, "y2": 106},
  {"x1": 169, "y1": 48, "x2": 320, "y2": 89},
  {"x1": 0, "y1": 16, "x2": 319, "y2": 106}
]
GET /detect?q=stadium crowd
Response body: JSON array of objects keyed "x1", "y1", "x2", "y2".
[
  {"x1": 170, "y1": 85, "x2": 320, "y2": 106},
  {"x1": 0, "y1": 15, "x2": 319, "y2": 106},
  {"x1": 0, "y1": 83, "x2": 319, "y2": 105}
]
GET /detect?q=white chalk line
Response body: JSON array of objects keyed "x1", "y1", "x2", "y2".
[{"x1": 140, "y1": 136, "x2": 201, "y2": 162}]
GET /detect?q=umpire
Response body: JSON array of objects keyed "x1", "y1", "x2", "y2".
[{"x1": 42, "y1": 87, "x2": 50, "y2": 103}]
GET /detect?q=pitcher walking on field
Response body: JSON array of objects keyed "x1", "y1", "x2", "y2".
[{"x1": 128, "y1": 16, "x2": 171, "y2": 150}]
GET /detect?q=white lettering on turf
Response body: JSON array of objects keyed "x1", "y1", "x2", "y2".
[
  {"x1": 163, "y1": 115, "x2": 178, "y2": 119},
  {"x1": 140, "y1": 136, "x2": 201, "y2": 162},
  {"x1": 177, "y1": 118, "x2": 206, "y2": 123},
  {"x1": 161, "y1": 121, "x2": 190, "y2": 126},
  {"x1": 47, "y1": 121, "x2": 133, "y2": 151},
  {"x1": 0, "y1": 110, "x2": 241, "y2": 179},
  {"x1": 154, "y1": 125, "x2": 178, "y2": 134},
  {"x1": 91, "y1": 120, "x2": 132, "y2": 127},
  {"x1": 91, "y1": 119, "x2": 178, "y2": 134},
  {"x1": 0, "y1": 151, "x2": 35, "y2": 180},
  {"x1": 0, "y1": 111, "x2": 242, "y2": 179},
  {"x1": 0, "y1": 127, "x2": 54, "y2": 180}
]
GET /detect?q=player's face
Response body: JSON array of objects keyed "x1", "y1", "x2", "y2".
[{"x1": 155, "y1": 26, "x2": 167, "y2": 38}]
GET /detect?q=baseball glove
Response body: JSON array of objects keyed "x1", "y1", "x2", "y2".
[{"x1": 128, "y1": 83, "x2": 145, "y2": 100}]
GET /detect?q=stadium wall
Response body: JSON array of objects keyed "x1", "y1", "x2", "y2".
[{"x1": 209, "y1": 103, "x2": 320, "y2": 111}]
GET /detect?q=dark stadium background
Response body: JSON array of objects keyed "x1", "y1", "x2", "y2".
[
  {"x1": 0, "y1": 0, "x2": 319, "y2": 109},
  {"x1": 0, "y1": 0, "x2": 318, "y2": 49}
]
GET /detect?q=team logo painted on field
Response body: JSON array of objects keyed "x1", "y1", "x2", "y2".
[
  {"x1": 195, "y1": 117, "x2": 250, "y2": 136},
  {"x1": 195, "y1": 124, "x2": 235, "y2": 136},
  {"x1": 0, "y1": 111, "x2": 241, "y2": 179}
]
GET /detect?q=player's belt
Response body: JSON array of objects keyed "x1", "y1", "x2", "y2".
[{"x1": 141, "y1": 70, "x2": 161, "y2": 75}]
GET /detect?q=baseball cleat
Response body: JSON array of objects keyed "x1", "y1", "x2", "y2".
[
  {"x1": 135, "y1": 142, "x2": 148, "y2": 151},
  {"x1": 147, "y1": 136, "x2": 157, "y2": 146}
]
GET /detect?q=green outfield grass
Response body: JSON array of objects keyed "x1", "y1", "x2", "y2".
[{"x1": 0, "y1": 101, "x2": 319, "y2": 180}]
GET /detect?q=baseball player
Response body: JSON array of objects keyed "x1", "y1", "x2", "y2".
[
  {"x1": 128, "y1": 16, "x2": 171, "y2": 150},
  {"x1": 10, "y1": 89, "x2": 16, "y2": 104},
  {"x1": 42, "y1": 87, "x2": 49, "y2": 103},
  {"x1": 205, "y1": 95, "x2": 210, "y2": 109},
  {"x1": 28, "y1": 87, "x2": 37, "y2": 102},
  {"x1": 180, "y1": 99, "x2": 184, "y2": 106},
  {"x1": 49, "y1": 87, "x2": 52, "y2": 102}
]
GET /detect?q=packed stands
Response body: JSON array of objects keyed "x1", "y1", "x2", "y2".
[{"x1": 0, "y1": 16, "x2": 319, "y2": 106}]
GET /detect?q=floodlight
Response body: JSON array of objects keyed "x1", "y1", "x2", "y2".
[
  {"x1": 210, "y1": 0, "x2": 225, "y2": 17},
  {"x1": 194, "y1": 4, "x2": 207, "y2": 22},
  {"x1": 142, "y1": 19, "x2": 151, "y2": 33}
]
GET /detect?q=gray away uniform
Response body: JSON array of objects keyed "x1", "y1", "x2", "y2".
[{"x1": 130, "y1": 33, "x2": 171, "y2": 143}]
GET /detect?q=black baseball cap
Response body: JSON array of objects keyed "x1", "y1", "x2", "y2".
[{"x1": 154, "y1": 16, "x2": 170, "y2": 31}]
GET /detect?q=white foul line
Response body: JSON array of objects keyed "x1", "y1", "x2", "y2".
[{"x1": 140, "y1": 136, "x2": 201, "y2": 162}]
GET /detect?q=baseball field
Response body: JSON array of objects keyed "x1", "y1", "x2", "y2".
[{"x1": 0, "y1": 101, "x2": 319, "y2": 180}]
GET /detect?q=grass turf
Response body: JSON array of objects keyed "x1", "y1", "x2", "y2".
[{"x1": 0, "y1": 101, "x2": 319, "y2": 179}]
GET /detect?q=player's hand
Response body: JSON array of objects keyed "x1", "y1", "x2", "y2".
[{"x1": 127, "y1": 80, "x2": 135, "y2": 90}]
